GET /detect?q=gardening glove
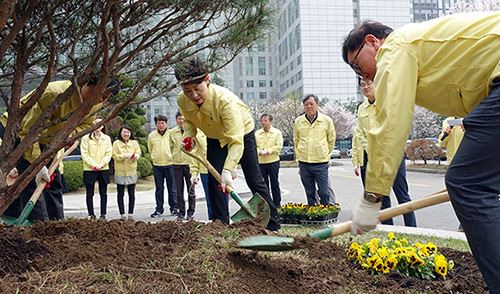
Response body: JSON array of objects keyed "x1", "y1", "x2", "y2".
[
  {"x1": 35, "y1": 166, "x2": 50, "y2": 186},
  {"x1": 220, "y1": 169, "x2": 234, "y2": 194},
  {"x1": 181, "y1": 137, "x2": 195, "y2": 152},
  {"x1": 350, "y1": 197, "x2": 382, "y2": 235},
  {"x1": 190, "y1": 174, "x2": 199, "y2": 185}
]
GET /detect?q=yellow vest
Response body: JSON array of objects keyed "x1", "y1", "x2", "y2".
[
  {"x1": 169, "y1": 126, "x2": 191, "y2": 165},
  {"x1": 367, "y1": 13, "x2": 500, "y2": 195},
  {"x1": 438, "y1": 117, "x2": 465, "y2": 164},
  {"x1": 177, "y1": 84, "x2": 254, "y2": 171},
  {"x1": 293, "y1": 112, "x2": 336, "y2": 163},
  {"x1": 112, "y1": 139, "x2": 141, "y2": 177},
  {"x1": 255, "y1": 127, "x2": 283, "y2": 164},
  {"x1": 147, "y1": 129, "x2": 173, "y2": 166},
  {"x1": 0, "y1": 80, "x2": 101, "y2": 162},
  {"x1": 80, "y1": 133, "x2": 112, "y2": 171}
]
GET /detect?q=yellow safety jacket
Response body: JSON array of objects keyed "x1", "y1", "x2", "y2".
[
  {"x1": 80, "y1": 133, "x2": 112, "y2": 171},
  {"x1": 438, "y1": 117, "x2": 465, "y2": 164},
  {"x1": 293, "y1": 112, "x2": 336, "y2": 163},
  {"x1": 112, "y1": 139, "x2": 141, "y2": 177},
  {"x1": 255, "y1": 127, "x2": 283, "y2": 164},
  {"x1": 147, "y1": 129, "x2": 173, "y2": 166},
  {"x1": 169, "y1": 126, "x2": 191, "y2": 165},
  {"x1": 367, "y1": 13, "x2": 500, "y2": 195}
]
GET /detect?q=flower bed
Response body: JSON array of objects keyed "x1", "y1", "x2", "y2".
[
  {"x1": 348, "y1": 232, "x2": 454, "y2": 280},
  {"x1": 278, "y1": 203, "x2": 340, "y2": 224}
]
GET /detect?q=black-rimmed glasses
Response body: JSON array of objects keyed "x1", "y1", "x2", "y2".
[{"x1": 349, "y1": 42, "x2": 365, "y2": 76}]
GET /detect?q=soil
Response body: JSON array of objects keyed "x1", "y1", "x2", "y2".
[{"x1": 0, "y1": 219, "x2": 487, "y2": 293}]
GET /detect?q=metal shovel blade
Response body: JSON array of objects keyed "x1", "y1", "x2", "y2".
[
  {"x1": 0, "y1": 215, "x2": 31, "y2": 226},
  {"x1": 230, "y1": 192, "x2": 271, "y2": 226},
  {"x1": 237, "y1": 235, "x2": 298, "y2": 251}
]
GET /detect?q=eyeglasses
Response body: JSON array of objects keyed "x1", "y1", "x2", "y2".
[{"x1": 349, "y1": 42, "x2": 365, "y2": 76}]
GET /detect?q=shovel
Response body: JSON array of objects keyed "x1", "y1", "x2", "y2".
[
  {"x1": 237, "y1": 190, "x2": 449, "y2": 251},
  {"x1": 182, "y1": 148, "x2": 271, "y2": 226},
  {"x1": 0, "y1": 141, "x2": 79, "y2": 226}
]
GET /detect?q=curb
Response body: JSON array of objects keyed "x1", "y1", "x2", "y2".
[
  {"x1": 373, "y1": 224, "x2": 466, "y2": 241},
  {"x1": 406, "y1": 168, "x2": 447, "y2": 174}
]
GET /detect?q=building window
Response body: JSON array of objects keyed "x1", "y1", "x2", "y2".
[
  {"x1": 270, "y1": 81, "x2": 273, "y2": 87},
  {"x1": 258, "y1": 57, "x2": 266, "y2": 75},
  {"x1": 257, "y1": 42, "x2": 265, "y2": 52},
  {"x1": 246, "y1": 57, "x2": 254, "y2": 75},
  {"x1": 247, "y1": 92, "x2": 255, "y2": 100},
  {"x1": 259, "y1": 92, "x2": 267, "y2": 100},
  {"x1": 246, "y1": 80, "x2": 254, "y2": 88},
  {"x1": 154, "y1": 107, "x2": 162, "y2": 116},
  {"x1": 259, "y1": 80, "x2": 267, "y2": 87},
  {"x1": 240, "y1": 92, "x2": 244, "y2": 99},
  {"x1": 294, "y1": 25, "x2": 301, "y2": 50}
]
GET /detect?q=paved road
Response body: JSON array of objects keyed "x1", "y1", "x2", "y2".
[{"x1": 64, "y1": 159, "x2": 459, "y2": 231}]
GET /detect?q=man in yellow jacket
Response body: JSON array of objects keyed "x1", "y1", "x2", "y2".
[
  {"x1": 342, "y1": 13, "x2": 500, "y2": 291},
  {"x1": 175, "y1": 57, "x2": 280, "y2": 231},
  {"x1": 438, "y1": 117, "x2": 465, "y2": 164},
  {"x1": 170, "y1": 111, "x2": 196, "y2": 221},
  {"x1": 293, "y1": 94, "x2": 336, "y2": 206},
  {"x1": 147, "y1": 115, "x2": 178, "y2": 217},
  {"x1": 1, "y1": 76, "x2": 119, "y2": 222},
  {"x1": 255, "y1": 114, "x2": 283, "y2": 208}
]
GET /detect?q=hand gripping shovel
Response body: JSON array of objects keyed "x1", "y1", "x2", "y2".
[
  {"x1": 182, "y1": 148, "x2": 271, "y2": 226},
  {"x1": 0, "y1": 141, "x2": 79, "y2": 226},
  {"x1": 237, "y1": 190, "x2": 449, "y2": 251}
]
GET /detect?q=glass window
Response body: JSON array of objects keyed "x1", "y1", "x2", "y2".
[
  {"x1": 246, "y1": 57, "x2": 254, "y2": 75},
  {"x1": 294, "y1": 25, "x2": 301, "y2": 50},
  {"x1": 259, "y1": 92, "x2": 267, "y2": 100},
  {"x1": 258, "y1": 57, "x2": 266, "y2": 75},
  {"x1": 247, "y1": 92, "x2": 255, "y2": 100},
  {"x1": 246, "y1": 80, "x2": 254, "y2": 88},
  {"x1": 259, "y1": 80, "x2": 267, "y2": 87}
]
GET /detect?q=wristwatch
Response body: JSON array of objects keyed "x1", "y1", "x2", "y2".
[{"x1": 363, "y1": 191, "x2": 384, "y2": 203}]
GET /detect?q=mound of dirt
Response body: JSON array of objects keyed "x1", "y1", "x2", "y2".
[{"x1": 0, "y1": 220, "x2": 487, "y2": 293}]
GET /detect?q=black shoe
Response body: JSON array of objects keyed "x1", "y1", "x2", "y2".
[
  {"x1": 99, "y1": 215, "x2": 106, "y2": 220},
  {"x1": 176, "y1": 215, "x2": 185, "y2": 221},
  {"x1": 170, "y1": 209, "x2": 179, "y2": 216},
  {"x1": 88, "y1": 215, "x2": 96, "y2": 220},
  {"x1": 151, "y1": 211, "x2": 163, "y2": 218},
  {"x1": 186, "y1": 214, "x2": 194, "y2": 221}
]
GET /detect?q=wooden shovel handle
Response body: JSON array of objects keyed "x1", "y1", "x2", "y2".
[
  {"x1": 330, "y1": 191, "x2": 449, "y2": 237},
  {"x1": 181, "y1": 141, "x2": 234, "y2": 193}
]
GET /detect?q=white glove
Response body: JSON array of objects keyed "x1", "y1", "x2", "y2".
[
  {"x1": 259, "y1": 149, "x2": 268, "y2": 155},
  {"x1": 190, "y1": 174, "x2": 199, "y2": 185},
  {"x1": 6, "y1": 167, "x2": 19, "y2": 186},
  {"x1": 351, "y1": 197, "x2": 382, "y2": 235},
  {"x1": 35, "y1": 166, "x2": 50, "y2": 186},
  {"x1": 220, "y1": 169, "x2": 234, "y2": 193}
]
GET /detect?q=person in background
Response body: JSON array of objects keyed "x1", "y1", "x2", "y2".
[
  {"x1": 170, "y1": 111, "x2": 196, "y2": 221},
  {"x1": 293, "y1": 94, "x2": 336, "y2": 206},
  {"x1": 80, "y1": 118, "x2": 112, "y2": 220},
  {"x1": 342, "y1": 14, "x2": 500, "y2": 291},
  {"x1": 255, "y1": 114, "x2": 283, "y2": 208},
  {"x1": 112, "y1": 125, "x2": 141, "y2": 220},
  {"x1": 189, "y1": 129, "x2": 214, "y2": 220},
  {"x1": 147, "y1": 115, "x2": 178, "y2": 218},
  {"x1": 438, "y1": 117, "x2": 465, "y2": 164},
  {"x1": 352, "y1": 78, "x2": 416, "y2": 227},
  {"x1": 175, "y1": 57, "x2": 280, "y2": 231}
]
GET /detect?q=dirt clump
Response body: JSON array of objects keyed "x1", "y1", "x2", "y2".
[{"x1": 0, "y1": 220, "x2": 488, "y2": 293}]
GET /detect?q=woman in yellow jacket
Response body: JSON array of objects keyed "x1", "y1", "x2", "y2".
[
  {"x1": 81, "y1": 118, "x2": 112, "y2": 220},
  {"x1": 112, "y1": 125, "x2": 141, "y2": 220}
]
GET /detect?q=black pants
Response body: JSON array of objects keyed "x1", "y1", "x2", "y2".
[
  {"x1": 361, "y1": 151, "x2": 416, "y2": 227},
  {"x1": 117, "y1": 184, "x2": 135, "y2": 215},
  {"x1": 3, "y1": 152, "x2": 63, "y2": 222},
  {"x1": 207, "y1": 130, "x2": 280, "y2": 231},
  {"x1": 84, "y1": 170, "x2": 110, "y2": 216},
  {"x1": 152, "y1": 165, "x2": 177, "y2": 214},
  {"x1": 174, "y1": 164, "x2": 196, "y2": 217},
  {"x1": 259, "y1": 161, "x2": 281, "y2": 208},
  {"x1": 445, "y1": 79, "x2": 500, "y2": 293}
]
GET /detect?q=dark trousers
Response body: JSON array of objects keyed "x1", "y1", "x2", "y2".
[
  {"x1": 174, "y1": 164, "x2": 196, "y2": 217},
  {"x1": 84, "y1": 170, "x2": 110, "y2": 216},
  {"x1": 445, "y1": 80, "x2": 500, "y2": 293},
  {"x1": 207, "y1": 130, "x2": 280, "y2": 231},
  {"x1": 361, "y1": 151, "x2": 416, "y2": 227},
  {"x1": 152, "y1": 165, "x2": 177, "y2": 213},
  {"x1": 4, "y1": 155, "x2": 63, "y2": 222},
  {"x1": 200, "y1": 173, "x2": 212, "y2": 220},
  {"x1": 259, "y1": 161, "x2": 281, "y2": 208},
  {"x1": 117, "y1": 184, "x2": 135, "y2": 215},
  {"x1": 299, "y1": 162, "x2": 330, "y2": 205}
]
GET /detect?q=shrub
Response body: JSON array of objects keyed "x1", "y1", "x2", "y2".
[
  {"x1": 405, "y1": 139, "x2": 443, "y2": 164},
  {"x1": 63, "y1": 160, "x2": 84, "y2": 192},
  {"x1": 137, "y1": 157, "x2": 152, "y2": 178}
]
